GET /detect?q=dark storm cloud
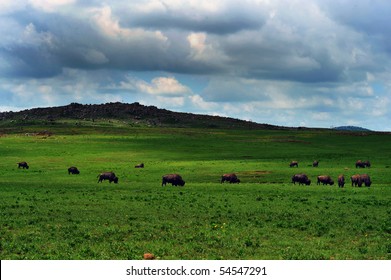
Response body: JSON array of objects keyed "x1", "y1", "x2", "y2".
[
  {"x1": 1, "y1": 10, "x2": 105, "y2": 77},
  {"x1": 125, "y1": 9, "x2": 263, "y2": 35},
  {"x1": 1, "y1": 4, "x2": 230, "y2": 78},
  {"x1": 0, "y1": 1, "x2": 360, "y2": 83},
  {"x1": 320, "y1": 1, "x2": 391, "y2": 35},
  {"x1": 319, "y1": 1, "x2": 391, "y2": 56}
]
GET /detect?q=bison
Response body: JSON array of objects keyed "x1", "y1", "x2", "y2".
[
  {"x1": 338, "y1": 175, "x2": 345, "y2": 188},
  {"x1": 97, "y1": 172, "x2": 118, "y2": 183},
  {"x1": 351, "y1": 174, "x2": 362, "y2": 187},
  {"x1": 356, "y1": 160, "x2": 371, "y2": 168},
  {"x1": 292, "y1": 174, "x2": 311, "y2": 185},
  {"x1": 18, "y1": 162, "x2": 29, "y2": 169},
  {"x1": 221, "y1": 173, "x2": 240, "y2": 184},
  {"x1": 360, "y1": 174, "x2": 372, "y2": 187},
  {"x1": 135, "y1": 163, "x2": 144, "y2": 168},
  {"x1": 290, "y1": 161, "x2": 299, "y2": 167},
  {"x1": 162, "y1": 174, "x2": 185, "y2": 187},
  {"x1": 317, "y1": 175, "x2": 334, "y2": 186},
  {"x1": 313, "y1": 160, "x2": 319, "y2": 167},
  {"x1": 68, "y1": 166, "x2": 80, "y2": 174}
]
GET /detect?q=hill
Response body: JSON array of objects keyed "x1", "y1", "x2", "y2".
[
  {"x1": 0, "y1": 102, "x2": 286, "y2": 130},
  {"x1": 333, "y1": 126, "x2": 371, "y2": 132}
]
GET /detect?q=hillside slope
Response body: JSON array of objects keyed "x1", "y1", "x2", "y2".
[{"x1": 0, "y1": 102, "x2": 286, "y2": 129}]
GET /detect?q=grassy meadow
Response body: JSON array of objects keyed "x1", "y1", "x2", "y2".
[{"x1": 0, "y1": 121, "x2": 390, "y2": 259}]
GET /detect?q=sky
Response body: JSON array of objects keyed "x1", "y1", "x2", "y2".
[{"x1": 1, "y1": 0, "x2": 391, "y2": 131}]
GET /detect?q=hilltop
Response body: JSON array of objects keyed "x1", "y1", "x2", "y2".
[
  {"x1": 333, "y1": 126, "x2": 372, "y2": 132},
  {"x1": 0, "y1": 102, "x2": 285, "y2": 130}
]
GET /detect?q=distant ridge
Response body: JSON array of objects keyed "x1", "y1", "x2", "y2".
[
  {"x1": 0, "y1": 102, "x2": 286, "y2": 130},
  {"x1": 333, "y1": 126, "x2": 372, "y2": 132}
]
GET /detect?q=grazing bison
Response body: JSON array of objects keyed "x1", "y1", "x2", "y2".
[
  {"x1": 290, "y1": 161, "x2": 299, "y2": 167},
  {"x1": 221, "y1": 173, "x2": 240, "y2": 184},
  {"x1": 317, "y1": 175, "x2": 334, "y2": 186},
  {"x1": 351, "y1": 174, "x2": 362, "y2": 187},
  {"x1": 162, "y1": 174, "x2": 185, "y2": 187},
  {"x1": 355, "y1": 160, "x2": 365, "y2": 168},
  {"x1": 97, "y1": 172, "x2": 118, "y2": 183},
  {"x1": 360, "y1": 174, "x2": 372, "y2": 187},
  {"x1": 135, "y1": 163, "x2": 144, "y2": 168},
  {"x1": 292, "y1": 174, "x2": 311, "y2": 185},
  {"x1": 313, "y1": 160, "x2": 319, "y2": 167},
  {"x1": 338, "y1": 175, "x2": 345, "y2": 188},
  {"x1": 18, "y1": 162, "x2": 29, "y2": 169},
  {"x1": 356, "y1": 160, "x2": 371, "y2": 168},
  {"x1": 68, "y1": 166, "x2": 80, "y2": 174}
]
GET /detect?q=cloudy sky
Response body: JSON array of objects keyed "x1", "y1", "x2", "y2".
[{"x1": 1, "y1": 0, "x2": 391, "y2": 131}]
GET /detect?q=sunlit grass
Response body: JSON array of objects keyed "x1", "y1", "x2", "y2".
[{"x1": 0, "y1": 124, "x2": 390, "y2": 259}]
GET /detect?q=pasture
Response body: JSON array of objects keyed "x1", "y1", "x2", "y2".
[{"x1": 0, "y1": 122, "x2": 390, "y2": 259}]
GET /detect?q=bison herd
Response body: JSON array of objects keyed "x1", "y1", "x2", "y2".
[
  {"x1": 290, "y1": 160, "x2": 372, "y2": 188},
  {"x1": 291, "y1": 173, "x2": 371, "y2": 188},
  {"x1": 17, "y1": 159, "x2": 373, "y2": 188}
]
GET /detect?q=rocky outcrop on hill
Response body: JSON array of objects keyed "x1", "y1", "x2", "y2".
[{"x1": 0, "y1": 102, "x2": 284, "y2": 129}]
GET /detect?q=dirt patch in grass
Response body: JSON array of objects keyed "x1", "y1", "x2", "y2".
[{"x1": 273, "y1": 139, "x2": 312, "y2": 144}]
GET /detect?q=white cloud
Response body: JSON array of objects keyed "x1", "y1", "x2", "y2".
[
  {"x1": 135, "y1": 0, "x2": 222, "y2": 14},
  {"x1": 137, "y1": 76, "x2": 192, "y2": 96},
  {"x1": 186, "y1": 32, "x2": 229, "y2": 67},
  {"x1": 0, "y1": 0, "x2": 26, "y2": 14},
  {"x1": 90, "y1": 5, "x2": 168, "y2": 43},
  {"x1": 28, "y1": 0, "x2": 76, "y2": 12},
  {"x1": 311, "y1": 112, "x2": 331, "y2": 121},
  {"x1": 156, "y1": 96, "x2": 185, "y2": 107},
  {"x1": 189, "y1": 94, "x2": 217, "y2": 111},
  {"x1": 21, "y1": 23, "x2": 55, "y2": 47}
]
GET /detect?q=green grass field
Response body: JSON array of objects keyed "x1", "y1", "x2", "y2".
[{"x1": 0, "y1": 122, "x2": 390, "y2": 259}]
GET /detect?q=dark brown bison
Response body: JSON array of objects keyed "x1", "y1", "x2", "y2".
[
  {"x1": 363, "y1": 160, "x2": 371, "y2": 168},
  {"x1": 292, "y1": 174, "x2": 311, "y2": 185},
  {"x1": 221, "y1": 173, "x2": 240, "y2": 184},
  {"x1": 18, "y1": 162, "x2": 29, "y2": 169},
  {"x1": 356, "y1": 160, "x2": 371, "y2": 168},
  {"x1": 290, "y1": 161, "x2": 299, "y2": 167},
  {"x1": 97, "y1": 172, "x2": 118, "y2": 183},
  {"x1": 355, "y1": 160, "x2": 364, "y2": 168},
  {"x1": 68, "y1": 166, "x2": 80, "y2": 174},
  {"x1": 351, "y1": 174, "x2": 362, "y2": 187},
  {"x1": 360, "y1": 174, "x2": 372, "y2": 187},
  {"x1": 162, "y1": 174, "x2": 185, "y2": 186},
  {"x1": 135, "y1": 163, "x2": 144, "y2": 168},
  {"x1": 317, "y1": 175, "x2": 334, "y2": 186},
  {"x1": 338, "y1": 175, "x2": 345, "y2": 188},
  {"x1": 312, "y1": 160, "x2": 319, "y2": 167}
]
